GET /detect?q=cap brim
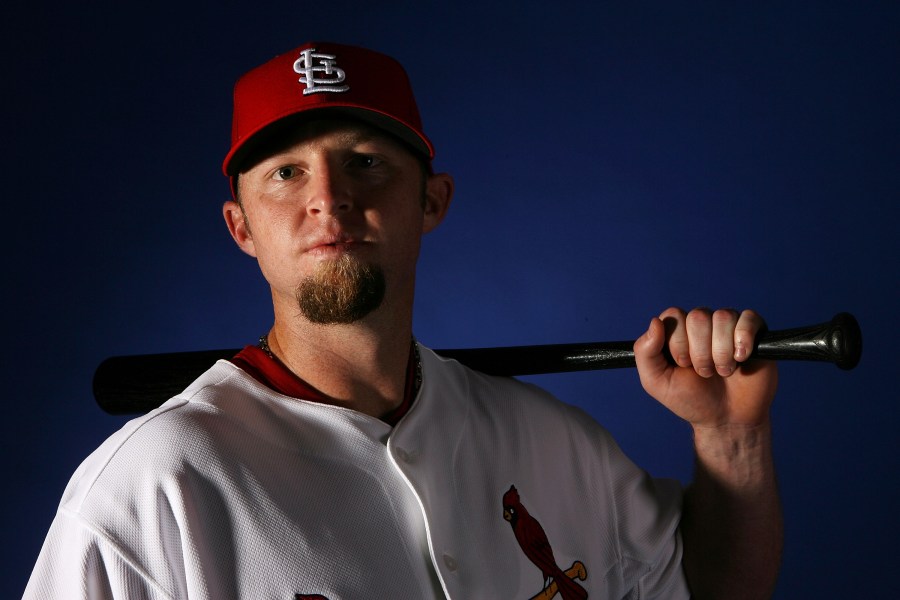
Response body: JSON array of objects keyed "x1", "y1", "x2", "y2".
[{"x1": 223, "y1": 106, "x2": 433, "y2": 176}]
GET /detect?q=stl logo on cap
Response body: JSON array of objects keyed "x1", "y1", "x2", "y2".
[
  {"x1": 294, "y1": 48, "x2": 350, "y2": 95},
  {"x1": 223, "y1": 42, "x2": 435, "y2": 179}
]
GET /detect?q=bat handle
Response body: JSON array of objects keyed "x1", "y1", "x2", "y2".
[{"x1": 755, "y1": 312, "x2": 862, "y2": 369}]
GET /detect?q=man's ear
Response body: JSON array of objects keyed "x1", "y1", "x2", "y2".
[
  {"x1": 422, "y1": 172, "x2": 454, "y2": 233},
  {"x1": 223, "y1": 200, "x2": 258, "y2": 257}
]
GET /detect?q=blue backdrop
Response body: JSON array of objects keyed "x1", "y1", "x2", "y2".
[{"x1": 5, "y1": 1, "x2": 897, "y2": 597}]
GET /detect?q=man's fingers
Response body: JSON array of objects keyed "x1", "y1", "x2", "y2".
[
  {"x1": 734, "y1": 309, "x2": 764, "y2": 363},
  {"x1": 633, "y1": 318, "x2": 671, "y2": 394},
  {"x1": 712, "y1": 308, "x2": 740, "y2": 376},
  {"x1": 686, "y1": 308, "x2": 716, "y2": 378},
  {"x1": 634, "y1": 317, "x2": 666, "y2": 366},
  {"x1": 646, "y1": 306, "x2": 765, "y2": 380},
  {"x1": 659, "y1": 307, "x2": 690, "y2": 368}
]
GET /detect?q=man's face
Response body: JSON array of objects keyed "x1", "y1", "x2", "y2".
[{"x1": 225, "y1": 119, "x2": 450, "y2": 324}]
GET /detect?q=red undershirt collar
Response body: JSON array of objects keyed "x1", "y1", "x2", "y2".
[{"x1": 229, "y1": 342, "x2": 419, "y2": 426}]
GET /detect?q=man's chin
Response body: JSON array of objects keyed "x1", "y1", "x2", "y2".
[{"x1": 295, "y1": 255, "x2": 386, "y2": 324}]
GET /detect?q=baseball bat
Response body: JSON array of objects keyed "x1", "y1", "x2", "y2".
[{"x1": 93, "y1": 312, "x2": 861, "y2": 415}]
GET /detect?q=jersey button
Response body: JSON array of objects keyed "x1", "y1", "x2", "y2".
[
  {"x1": 442, "y1": 553, "x2": 458, "y2": 572},
  {"x1": 395, "y1": 447, "x2": 418, "y2": 464}
]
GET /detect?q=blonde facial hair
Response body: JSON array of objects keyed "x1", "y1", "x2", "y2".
[{"x1": 295, "y1": 254, "x2": 386, "y2": 324}]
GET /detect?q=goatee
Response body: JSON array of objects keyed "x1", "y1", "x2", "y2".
[{"x1": 296, "y1": 254, "x2": 386, "y2": 324}]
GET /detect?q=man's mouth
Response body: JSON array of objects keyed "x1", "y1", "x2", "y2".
[{"x1": 307, "y1": 236, "x2": 364, "y2": 255}]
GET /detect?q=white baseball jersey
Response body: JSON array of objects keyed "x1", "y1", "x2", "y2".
[{"x1": 24, "y1": 344, "x2": 688, "y2": 599}]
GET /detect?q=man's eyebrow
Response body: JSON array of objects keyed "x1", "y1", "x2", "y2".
[
  {"x1": 341, "y1": 131, "x2": 374, "y2": 145},
  {"x1": 337, "y1": 129, "x2": 394, "y2": 148},
  {"x1": 251, "y1": 124, "x2": 401, "y2": 167}
]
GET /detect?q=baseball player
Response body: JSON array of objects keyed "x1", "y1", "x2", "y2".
[{"x1": 24, "y1": 42, "x2": 781, "y2": 599}]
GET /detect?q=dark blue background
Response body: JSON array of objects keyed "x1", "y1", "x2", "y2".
[{"x1": 5, "y1": 1, "x2": 897, "y2": 597}]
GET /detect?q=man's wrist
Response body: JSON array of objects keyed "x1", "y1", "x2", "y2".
[{"x1": 691, "y1": 420, "x2": 776, "y2": 492}]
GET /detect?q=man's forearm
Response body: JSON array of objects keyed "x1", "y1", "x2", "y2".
[{"x1": 681, "y1": 421, "x2": 783, "y2": 600}]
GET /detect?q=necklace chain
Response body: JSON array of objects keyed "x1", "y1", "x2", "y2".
[{"x1": 258, "y1": 334, "x2": 275, "y2": 359}]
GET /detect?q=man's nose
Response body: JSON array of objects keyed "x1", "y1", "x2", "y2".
[{"x1": 306, "y1": 166, "x2": 353, "y2": 216}]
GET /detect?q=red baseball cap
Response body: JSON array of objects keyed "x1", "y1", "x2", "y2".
[{"x1": 223, "y1": 42, "x2": 434, "y2": 177}]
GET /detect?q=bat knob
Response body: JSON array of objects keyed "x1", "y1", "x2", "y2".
[{"x1": 830, "y1": 312, "x2": 863, "y2": 370}]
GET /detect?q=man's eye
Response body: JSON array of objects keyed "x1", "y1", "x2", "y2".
[
  {"x1": 273, "y1": 166, "x2": 299, "y2": 181},
  {"x1": 347, "y1": 154, "x2": 381, "y2": 169}
]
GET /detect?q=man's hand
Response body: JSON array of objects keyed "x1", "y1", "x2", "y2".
[
  {"x1": 633, "y1": 307, "x2": 778, "y2": 430},
  {"x1": 633, "y1": 307, "x2": 782, "y2": 600}
]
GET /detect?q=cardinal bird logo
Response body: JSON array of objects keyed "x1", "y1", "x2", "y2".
[{"x1": 502, "y1": 485, "x2": 588, "y2": 600}]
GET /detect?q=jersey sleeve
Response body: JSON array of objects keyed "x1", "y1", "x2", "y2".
[
  {"x1": 23, "y1": 505, "x2": 175, "y2": 599},
  {"x1": 599, "y1": 429, "x2": 689, "y2": 599}
]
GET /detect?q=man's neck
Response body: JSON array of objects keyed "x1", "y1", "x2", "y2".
[{"x1": 265, "y1": 316, "x2": 414, "y2": 419}]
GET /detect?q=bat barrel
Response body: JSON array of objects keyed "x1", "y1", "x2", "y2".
[{"x1": 93, "y1": 348, "x2": 239, "y2": 415}]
